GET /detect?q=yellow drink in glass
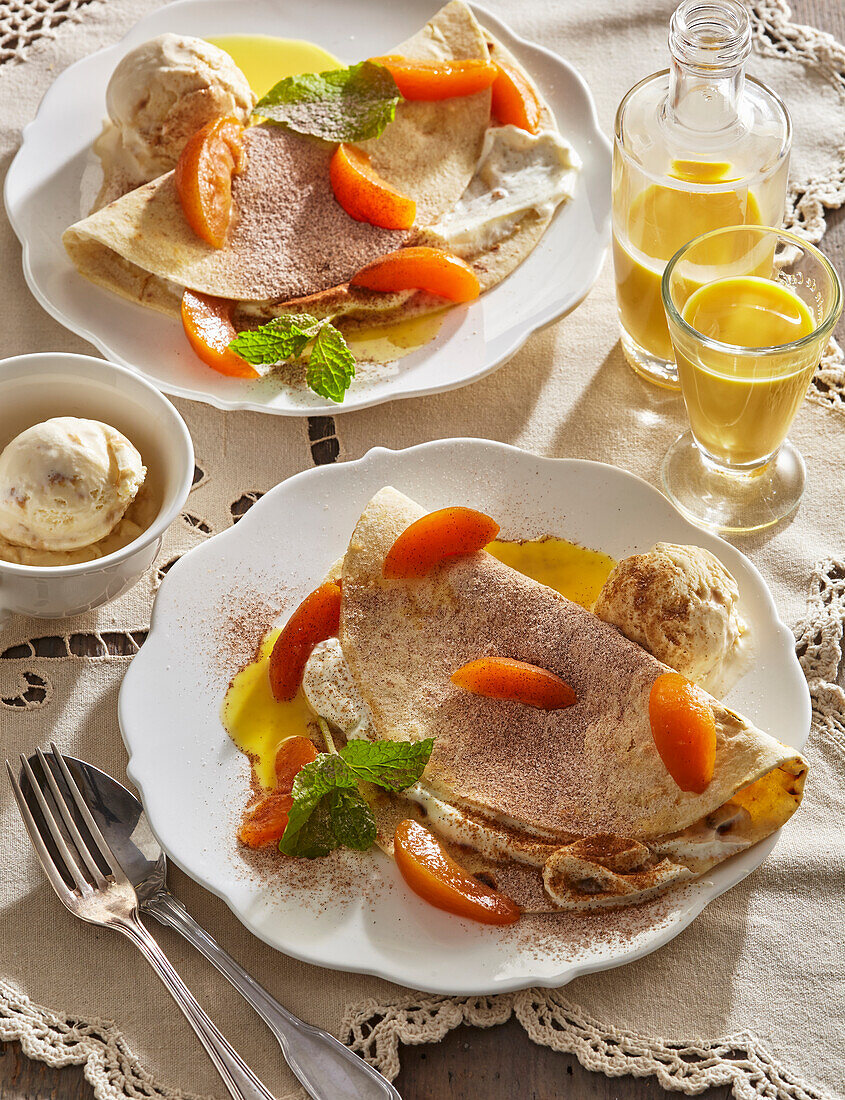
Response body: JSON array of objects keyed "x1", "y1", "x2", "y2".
[
  {"x1": 676, "y1": 276, "x2": 815, "y2": 466},
  {"x1": 661, "y1": 225, "x2": 842, "y2": 533}
]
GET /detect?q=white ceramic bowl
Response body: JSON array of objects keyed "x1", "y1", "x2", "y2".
[{"x1": 0, "y1": 353, "x2": 194, "y2": 619}]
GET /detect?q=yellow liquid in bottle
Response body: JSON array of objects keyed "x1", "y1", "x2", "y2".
[
  {"x1": 612, "y1": 160, "x2": 762, "y2": 364},
  {"x1": 676, "y1": 276, "x2": 816, "y2": 466},
  {"x1": 208, "y1": 35, "x2": 341, "y2": 98}
]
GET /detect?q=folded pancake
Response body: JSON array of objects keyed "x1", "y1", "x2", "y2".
[
  {"x1": 333, "y1": 487, "x2": 806, "y2": 911},
  {"x1": 238, "y1": 30, "x2": 580, "y2": 329},
  {"x1": 63, "y1": 1, "x2": 493, "y2": 316}
]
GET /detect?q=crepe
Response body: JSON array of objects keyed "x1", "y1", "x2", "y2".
[
  {"x1": 240, "y1": 29, "x2": 574, "y2": 328},
  {"x1": 63, "y1": 1, "x2": 493, "y2": 316},
  {"x1": 335, "y1": 487, "x2": 807, "y2": 911}
]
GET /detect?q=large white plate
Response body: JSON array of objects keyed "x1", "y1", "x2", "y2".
[
  {"x1": 5, "y1": 0, "x2": 611, "y2": 416},
  {"x1": 120, "y1": 440, "x2": 810, "y2": 995}
]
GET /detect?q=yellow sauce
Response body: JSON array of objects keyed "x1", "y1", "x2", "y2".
[
  {"x1": 675, "y1": 275, "x2": 817, "y2": 466},
  {"x1": 345, "y1": 311, "x2": 448, "y2": 364},
  {"x1": 208, "y1": 35, "x2": 341, "y2": 98},
  {"x1": 223, "y1": 538, "x2": 616, "y2": 788},
  {"x1": 221, "y1": 629, "x2": 318, "y2": 791},
  {"x1": 487, "y1": 537, "x2": 615, "y2": 608},
  {"x1": 612, "y1": 159, "x2": 762, "y2": 363}
]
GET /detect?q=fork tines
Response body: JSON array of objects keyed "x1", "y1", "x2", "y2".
[{"x1": 7, "y1": 744, "x2": 130, "y2": 903}]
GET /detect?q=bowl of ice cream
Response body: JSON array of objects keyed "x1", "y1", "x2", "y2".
[{"x1": 0, "y1": 352, "x2": 193, "y2": 618}]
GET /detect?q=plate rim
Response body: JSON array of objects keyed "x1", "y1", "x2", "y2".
[
  {"x1": 4, "y1": 0, "x2": 612, "y2": 417},
  {"x1": 120, "y1": 439, "x2": 811, "y2": 995}
]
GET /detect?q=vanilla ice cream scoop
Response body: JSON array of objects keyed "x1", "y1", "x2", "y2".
[
  {"x1": 0, "y1": 418, "x2": 146, "y2": 552},
  {"x1": 93, "y1": 34, "x2": 254, "y2": 207},
  {"x1": 594, "y1": 543, "x2": 750, "y2": 696}
]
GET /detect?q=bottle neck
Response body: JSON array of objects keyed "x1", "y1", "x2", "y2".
[{"x1": 666, "y1": 0, "x2": 751, "y2": 133}]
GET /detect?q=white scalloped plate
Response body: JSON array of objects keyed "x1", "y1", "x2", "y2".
[
  {"x1": 5, "y1": 0, "x2": 610, "y2": 416},
  {"x1": 119, "y1": 441, "x2": 810, "y2": 994}
]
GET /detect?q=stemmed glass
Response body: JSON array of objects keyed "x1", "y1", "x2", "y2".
[{"x1": 660, "y1": 225, "x2": 842, "y2": 532}]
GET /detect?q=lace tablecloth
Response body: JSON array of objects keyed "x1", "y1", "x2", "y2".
[{"x1": 1, "y1": 2, "x2": 845, "y2": 1099}]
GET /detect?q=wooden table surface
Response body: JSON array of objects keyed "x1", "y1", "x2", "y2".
[{"x1": 2, "y1": 1, "x2": 843, "y2": 1096}]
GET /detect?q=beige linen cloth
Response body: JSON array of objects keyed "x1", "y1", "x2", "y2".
[{"x1": 2, "y1": 1, "x2": 845, "y2": 1098}]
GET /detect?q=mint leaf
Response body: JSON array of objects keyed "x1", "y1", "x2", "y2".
[
  {"x1": 280, "y1": 791, "x2": 339, "y2": 858},
  {"x1": 306, "y1": 323, "x2": 356, "y2": 403},
  {"x1": 278, "y1": 754, "x2": 358, "y2": 857},
  {"x1": 341, "y1": 738, "x2": 434, "y2": 792},
  {"x1": 278, "y1": 738, "x2": 430, "y2": 858},
  {"x1": 254, "y1": 61, "x2": 401, "y2": 143},
  {"x1": 229, "y1": 314, "x2": 319, "y2": 366},
  {"x1": 327, "y1": 787, "x2": 377, "y2": 850}
]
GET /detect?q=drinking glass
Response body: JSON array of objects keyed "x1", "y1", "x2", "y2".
[{"x1": 661, "y1": 225, "x2": 842, "y2": 532}]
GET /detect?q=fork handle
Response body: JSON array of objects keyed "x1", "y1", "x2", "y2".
[
  {"x1": 117, "y1": 916, "x2": 276, "y2": 1100},
  {"x1": 146, "y1": 891, "x2": 400, "y2": 1100}
]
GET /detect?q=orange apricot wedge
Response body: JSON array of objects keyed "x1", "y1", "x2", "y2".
[
  {"x1": 350, "y1": 246, "x2": 480, "y2": 302},
  {"x1": 330, "y1": 143, "x2": 416, "y2": 230},
  {"x1": 372, "y1": 55, "x2": 497, "y2": 100},
  {"x1": 394, "y1": 819, "x2": 521, "y2": 925},
  {"x1": 238, "y1": 790, "x2": 294, "y2": 848},
  {"x1": 174, "y1": 116, "x2": 245, "y2": 248},
  {"x1": 383, "y1": 506, "x2": 499, "y2": 579},
  {"x1": 649, "y1": 672, "x2": 717, "y2": 794},
  {"x1": 274, "y1": 735, "x2": 318, "y2": 789},
  {"x1": 237, "y1": 735, "x2": 318, "y2": 847},
  {"x1": 490, "y1": 61, "x2": 542, "y2": 133},
  {"x1": 269, "y1": 582, "x2": 342, "y2": 702},
  {"x1": 451, "y1": 657, "x2": 577, "y2": 710},
  {"x1": 180, "y1": 289, "x2": 259, "y2": 379}
]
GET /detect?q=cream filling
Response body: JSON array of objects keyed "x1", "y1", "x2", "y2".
[
  {"x1": 302, "y1": 638, "x2": 755, "y2": 908},
  {"x1": 426, "y1": 124, "x2": 580, "y2": 257}
]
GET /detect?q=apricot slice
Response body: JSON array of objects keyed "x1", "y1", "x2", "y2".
[
  {"x1": 649, "y1": 672, "x2": 717, "y2": 794},
  {"x1": 238, "y1": 790, "x2": 294, "y2": 848},
  {"x1": 174, "y1": 116, "x2": 245, "y2": 248},
  {"x1": 350, "y1": 247, "x2": 480, "y2": 302},
  {"x1": 330, "y1": 144, "x2": 416, "y2": 230},
  {"x1": 451, "y1": 657, "x2": 576, "y2": 710},
  {"x1": 269, "y1": 582, "x2": 342, "y2": 702},
  {"x1": 372, "y1": 55, "x2": 497, "y2": 100},
  {"x1": 383, "y1": 506, "x2": 499, "y2": 579},
  {"x1": 490, "y1": 61, "x2": 542, "y2": 134},
  {"x1": 181, "y1": 289, "x2": 259, "y2": 379},
  {"x1": 394, "y1": 819, "x2": 520, "y2": 924},
  {"x1": 274, "y1": 735, "x2": 318, "y2": 789}
]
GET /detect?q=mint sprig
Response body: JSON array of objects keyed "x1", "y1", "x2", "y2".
[
  {"x1": 279, "y1": 737, "x2": 434, "y2": 859},
  {"x1": 254, "y1": 61, "x2": 402, "y2": 143},
  {"x1": 229, "y1": 314, "x2": 356, "y2": 403}
]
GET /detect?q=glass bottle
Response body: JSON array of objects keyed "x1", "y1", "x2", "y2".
[{"x1": 612, "y1": 0, "x2": 791, "y2": 389}]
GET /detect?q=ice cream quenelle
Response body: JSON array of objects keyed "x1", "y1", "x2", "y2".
[
  {"x1": 93, "y1": 34, "x2": 255, "y2": 209},
  {"x1": 0, "y1": 417, "x2": 148, "y2": 566},
  {"x1": 594, "y1": 542, "x2": 751, "y2": 697}
]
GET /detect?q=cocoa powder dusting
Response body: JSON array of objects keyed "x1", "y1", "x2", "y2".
[{"x1": 229, "y1": 126, "x2": 409, "y2": 301}]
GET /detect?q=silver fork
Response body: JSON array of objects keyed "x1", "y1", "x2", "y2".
[{"x1": 8, "y1": 745, "x2": 278, "y2": 1100}]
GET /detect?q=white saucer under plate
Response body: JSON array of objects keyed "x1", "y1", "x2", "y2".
[
  {"x1": 119, "y1": 440, "x2": 810, "y2": 995},
  {"x1": 5, "y1": 0, "x2": 611, "y2": 417}
]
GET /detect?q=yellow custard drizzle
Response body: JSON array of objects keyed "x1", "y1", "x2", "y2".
[{"x1": 208, "y1": 35, "x2": 341, "y2": 98}]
